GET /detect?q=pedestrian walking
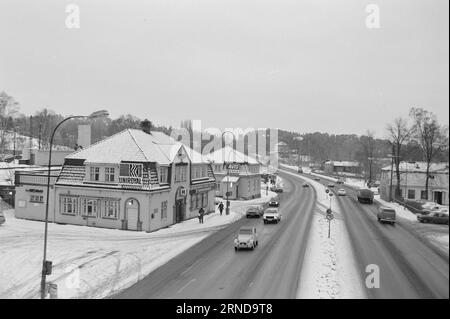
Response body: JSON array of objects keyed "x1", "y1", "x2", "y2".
[
  {"x1": 218, "y1": 202, "x2": 224, "y2": 216},
  {"x1": 199, "y1": 207, "x2": 205, "y2": 224}
]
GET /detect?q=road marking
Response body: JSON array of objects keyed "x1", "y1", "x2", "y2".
[
  {"x1": 180, "y1": 258, "x2": 204, "y2": 276},
  {"x1": 177, "y1": 278, "x2": 196, "y2": 294}
]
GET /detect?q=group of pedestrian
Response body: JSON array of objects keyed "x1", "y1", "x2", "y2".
[{"x1": 198, "y1": 201, "x2": 226, "y2": 224}]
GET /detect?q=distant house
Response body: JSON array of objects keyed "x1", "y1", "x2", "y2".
[
  {"x1": 14, "y1": 127, "x2": 216, "y2": 232},
  {"x1": 380, "y1": 162, "x2": 449, "y2": 205},
  {"x1": 276, "y1": 142, "x2": 289, "y2": 159},
  {"x1": 204, "y1": 146, "x2": 261, "y2": 200},
  {"x1": 324, "y1": 161, "x2": 361, "y2": 176}
]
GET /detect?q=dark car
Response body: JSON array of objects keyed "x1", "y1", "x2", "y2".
[
  {"x1": 327, "y1": 182, "x2": 335, "y2": 188},
  {"x1": 357, "y1": 189, "x2": 374, "y2": 204},
  {"x1": 336, "y1": 179, "x2": 344, "y2": 184},
  {"x1": 246, "y1": 206, "x2": 264, "y2": 218},
  {"x1": 314, "y1": 177, "x2": 321, "y2": 181},
  {"x1": 268, "y1": 200, "x2": 280, "y2": 207},
  {"x1": 271, "y1": 186, "x2": 283, "y2": 193},
  {"x1": 302, "y1": 183, "x2": 310, "y2": 188},
  {"x1": 417, "y1": 212, "x2": 449, "y2": 225}
]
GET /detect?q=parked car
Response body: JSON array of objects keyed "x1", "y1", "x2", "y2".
[
  {"x1": 403, "y1": 199, "x2": 434, "y2": 215},
  {"x1": 263, "y1": 208, "x2": 282, "y2": 224},
  {"x1": 417, "y1": 212, "x2": 449, "y2": 225},
  {"x1": 234, "y1": 226, "x2": 258, "y2": 250},
  {"x1": 336, "y1": 179, "x2": 344, "y2": 184},
  {"x1": 357, "y1": 189, "x2": 374, "y2": 204},
  {"x1": 246, "y1": 205, "x2": 264, "y2": 218},
  {"x1": 302, "y1": 182, "x2": 310, "y2": 188},
  {"x1": 0, "y1": 211, "x2": 5, "y2": 225},
  {"x1": 377, "y1": 206, "x2": 396, "y2": 224},
  {"x1": 337, "y1": 188, "x2": 346, "y2": 196},
  {"x1": 268, "y1": 200, "x2": 280, "y2": 207},
  {"x1": 327, "y1": 182, "x2": 335, "y2": 188}
]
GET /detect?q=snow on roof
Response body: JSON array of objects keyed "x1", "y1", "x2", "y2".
[
  {"x1": 66, "y1": 129, "x2": 209, "y2": 165},
  {"x1": 203, "y1": 146, "x2": 259, "y2": 164},
  {"x1": 381, "y1": 162, "x2": 449, "y2": 173}
]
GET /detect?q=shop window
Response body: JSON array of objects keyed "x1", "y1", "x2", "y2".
[
  {"x1": 81, "y1": 198, "x2": 98, "y2": 217},
  {"x1": 61, "y1": 196, "x2": 78, "y2": 215},
  {"x1": 102, "y1": 200, "x2": 120, "y2": 219},
  {"x1": 30, "y1": 195, "x2": 44, "y2": 203}
]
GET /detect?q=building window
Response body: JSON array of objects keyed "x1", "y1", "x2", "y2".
[
  {"x1": 159, "y1": 167, "x2": 168, "y2": 184},
  {"x1": 161, "y1": 201, "x2": 168, "y2": 219},
  {"x1": 30, "y1": 195, "x2": 44, "y2": 203},
  {"x1": 90, "y1": 167, "x2": 100, "y2": 181},
  {"x1": 105, "y1": 167, "x2": 116, "y2": 182},
  {"x1": 81, "y1": 198, "x2": 98, "y2": 217},
  {"x1": 421, "y1": 190, "x2": 427, "y2": 200},
  {"x1": 216, "y1": 182, "x2": 221, "y2": 191},
  {"x1": 175, "y1": 165, "x2": 187, "y2": 182},
  {"x1": 407, "y1": 190, "x2": 415, "y2": 200},
  {"x1": 61, "y1": 196, "x2": 78, "y2": 215},
  {"x1": 102, "y1": 200, "x2": 120, "y2": 219},
  {"x1": 202, "y1": 192, "x2": 208, "y2": 207}
]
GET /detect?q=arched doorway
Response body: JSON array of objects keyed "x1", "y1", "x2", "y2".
[
  {"x1": 125, "y1": 198, "x2": 140, "y2": 231},
  {"x1": 174, "y1": 187, "x2": 186, "y2": 223}
]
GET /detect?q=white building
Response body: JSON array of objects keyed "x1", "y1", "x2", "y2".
[
  {"x1": 15, "y1": 128, "x2": 216, "y2": 232},
  {"x1": 204, "y1": 146, "x2": 261, "y2": 200},
  {"x1": 380, "y1": 162, "x2": 449, "y2": 205}
]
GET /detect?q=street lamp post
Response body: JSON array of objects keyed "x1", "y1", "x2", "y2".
[
  {"x1": 221, "y1": 131, "x2": 236, "y2": 216},
  {"x1": 40, "y1": 110, "x2": 108, "y2": 299}
]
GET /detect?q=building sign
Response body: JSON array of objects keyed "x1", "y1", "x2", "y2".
[
  {"x1": 119, "y1": 176, "x2": 142, "y2": 185},
  {"x1": 226, "y1": 163, "x2": 241, "y2": 176}
]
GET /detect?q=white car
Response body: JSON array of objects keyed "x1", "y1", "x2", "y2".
[
  {"x1": 337, "y1": 189, "x2": 346, "y2": 196},
  {"x1": 234, "y1": 227, "x2": 258, "y2": 250},
  {"x1": 263, "y1": 208, "x2": 282, "y2": 224}
]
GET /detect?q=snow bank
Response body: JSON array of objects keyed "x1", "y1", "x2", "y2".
[{"x1": 280, "y1": 169, "x2": 366, "y2": 299}]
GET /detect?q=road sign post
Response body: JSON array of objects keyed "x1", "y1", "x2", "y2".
[{"x1": 326, "y1": 212, "x2": 334, "y2": 238}]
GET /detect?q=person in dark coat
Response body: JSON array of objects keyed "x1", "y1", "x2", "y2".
[
  {"x1": 218, "y1": 202, "x2": 224, "y2": 215},
  {"x1": 199, "y1": 207, "x2": 205, "y2": 224}
]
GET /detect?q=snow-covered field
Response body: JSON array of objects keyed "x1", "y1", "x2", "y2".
[
  {"x1": 0, "y1": 190, "x2": 277, "y2": 299},
  {"x1": 279, "y1": 169, "x2": 366, "y2": 299}
]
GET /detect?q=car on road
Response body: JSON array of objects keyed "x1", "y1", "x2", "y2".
[
  {"x1": 0, "y1": 211, "x2": 5, "y2": 225},
  {"x1": 234, "y1": 226, "x2": 258, "y2": 250},
  {"x1": 337, "y1": 188, "x2": 346, "y2": 196},
  {"x1": 263, "y1": 208, "x2": 282, "y2": 224},
  {"x1": 302, "y1": 182, "x2": 310, "y2": 188},
  {"x1": 336, "y1": 178, "x2": 344, "y2": 184},
  {"x1": 357, "y1": 189, "x2": 374, "y2": 204},
  {"x1": 246, "y1": 205, "x2": 264, "y2": 218},
  {"x1": 377, "y1": 206, "x2": 396, "y2": 224},
  {"x1": 297, "y1": 167, "x2": 303, "y2": 173},
  {"x1": 417, "y1": 212, "x2": 449, "y2": 225},
  {"x1": 271, "y1": 186, "x2": 283, "y2": 193},
  {"x1": 268, "y1": 200, "x2": 279, "y2": 207},
  {"x1": 327, "y1": 182, "x2": 335, "y2": 188},
  {"x1": 314, "y1": 177, "x2": 321, "y2": 181}
]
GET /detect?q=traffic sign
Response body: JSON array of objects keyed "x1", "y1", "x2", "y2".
[{"x1": 326, "y1": 213, "x2": 334, "y2": 220}]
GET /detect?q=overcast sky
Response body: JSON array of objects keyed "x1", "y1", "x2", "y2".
[{"x1": 0, "y1": 0, "x2": 448, "y2": 137}]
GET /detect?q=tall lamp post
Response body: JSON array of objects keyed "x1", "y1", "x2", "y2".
[
  {"x1": 40, "y1": 110, "x2": 108, "y2": 299},
  {"x1": 221, "y1": 131, "x2": 236, "y2": 216}
]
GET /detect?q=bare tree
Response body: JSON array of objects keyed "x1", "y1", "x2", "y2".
[
  {"x1": 386, "y1": 118, "x2": 411, "y2": 199},
  {"x1": 409, "y1": 108, "x2": 448, "y2": 200},
  {"x1": 0, "y1": 92, "x2": 20, "y2": 154}
]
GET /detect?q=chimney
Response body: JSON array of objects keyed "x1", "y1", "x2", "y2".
[{"x1": 140, "y1": 119, "x2": 152, "y2": 134}]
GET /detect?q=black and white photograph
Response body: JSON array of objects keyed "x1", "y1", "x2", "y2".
[{"x1": 0, "y1": 0, "x2": 448, "y2": 308}]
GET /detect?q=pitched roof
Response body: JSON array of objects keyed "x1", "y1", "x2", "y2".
[
  {"x1": 203, "y1": 146, "x2": 259, "y2": 164},
  {"x1": 381, "y1": 161, "x2": 449, "y2": 173},
  {"x1": 66, "y1": 129, "x2": 208, "y2": 165}
]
